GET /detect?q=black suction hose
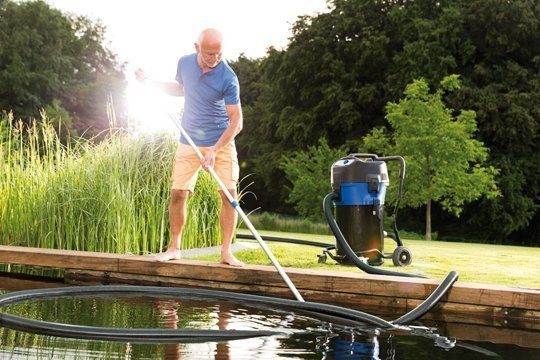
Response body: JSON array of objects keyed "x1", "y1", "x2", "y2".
[
  {"x1": 324, "y1": 192, "x2": 427, "y2": 279},
  {"x1": 0, "y1": 285, "x2": 396, "y2": 343},
  {"x1": 0, "y1": 284, "x2": 479, "y2": 353},
  {"x1": 236, "y1": 233, "x2": 330, "y2": 248},
  {"x1": 324, "y1": 191, "x2": 463, "y2": 322},
  {"x1": 392, "y1": 270, "x2": 459, "y2": 324},
  {"x1": 0, "y1": 313, "x2": 276, "y2": 343},
  {"x1": 236, "y1": 213, "x2": 457, "y2": 322},
  {"x1": 0, "y1": 277, "x2": 460, "y2": 342},
  {"x1": 0, "y1": 197, "x2": 458, "y2": 342}
]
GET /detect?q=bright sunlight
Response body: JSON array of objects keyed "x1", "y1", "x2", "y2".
[{"x1": 127, "y1": 76, "x2": 182, "y2": 134}]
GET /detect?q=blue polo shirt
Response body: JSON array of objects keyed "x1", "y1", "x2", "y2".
[{"x1": 175, "y1": 53, "x2": 240, "y2": 146}]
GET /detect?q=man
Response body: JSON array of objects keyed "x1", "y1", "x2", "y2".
[{"x1": 136, "y1": 28, "x2": 244, "y2": 267}]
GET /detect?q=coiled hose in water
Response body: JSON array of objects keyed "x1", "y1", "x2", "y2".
[
  {"x1": 0, "y1": 285, "x2": 395, "y2": 343},
  {"x1": 0, "y1": 279, "x2": 458, "y2": 343}
]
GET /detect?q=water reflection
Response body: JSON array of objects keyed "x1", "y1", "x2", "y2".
[
  {"x1": 154, "y1": 299, "x2": 231, "y2": 359},
  {"x1": 155, "y1": 299, "x2": 182, "y2": 359},
  {"x1": 317, "y1": 329, "x2": 382, "y2": 359},
  {"x1": 331, "y1": 335, "x2": 379, "y2": 359},
  {"x1": 0, "y1": 282, "x2": 538, "y2": 359},
  {"x1": 214, "y1": 303, "x2": 232, "y2": 360}
]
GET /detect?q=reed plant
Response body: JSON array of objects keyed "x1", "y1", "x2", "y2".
[{"x1": 0, "y1": 111, "x2": 222, "y2": 255}]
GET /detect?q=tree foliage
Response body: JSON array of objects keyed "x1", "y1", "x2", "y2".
[
  {"x1": 232, "y1": 0, "x2": 539, "y2": 244},
  {"x1": 364, "y1": 76, "x2": 499, "y2": 239},
  {"x1": 0, "y1": 0, "x2": 126, "y2": 137},
  {"x1": 280, "y1": 138, "x2": 345, "y2": 221}
]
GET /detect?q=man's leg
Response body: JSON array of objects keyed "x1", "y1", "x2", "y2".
[
  {"x1": 219, "y1": 189, "x2": 244, "y2": 267},
  {"x1": 156, "y1": 189, "x2": 189, "y2": 262}
]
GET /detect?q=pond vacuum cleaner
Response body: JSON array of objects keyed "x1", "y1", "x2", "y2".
[
  {"x1": 319, "y1": 153, "x2": 412, "y2": 268},
  {"x1": 238, "y1": 152, "x2": 425, "y2": 278}
]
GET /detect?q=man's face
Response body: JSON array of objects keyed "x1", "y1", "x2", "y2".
[{"x1": 196, "y1": 41, "x2": 222, "y2": 68}]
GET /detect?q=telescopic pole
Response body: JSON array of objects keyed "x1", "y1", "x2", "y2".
[{"x1": 169, "y1": 115, "x2": 304, "y2": 302}]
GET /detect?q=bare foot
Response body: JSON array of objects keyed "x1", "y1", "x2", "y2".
[
  {"x1": 220, "y1": 253, "x2": 244, "y2": 267},
  {"x1": 155, "y1": 249, "x2": 182, "y2": 262}
]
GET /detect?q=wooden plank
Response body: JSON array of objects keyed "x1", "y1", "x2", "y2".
[
  {"x1": 118, "y1": 257, "x2": 540, "y2": 311},
  {"x1": 447, "y1": 282, "x2": 540, "y2": 312},
  {"x1": 406, "y1": 298, "x2": 540, "y2": 330},
  {"x1": 439, "y1": 322, "x2": 540, "y2": 349},
  {"x1": 0, "y1": 276, "x2": 67, "y2": 292},
  {"x1": 0, "y1": 246, "x2": 119, "y2": 272},
  {"x1": 1, "y1": 245, "x2": 539, "y2": 313}
]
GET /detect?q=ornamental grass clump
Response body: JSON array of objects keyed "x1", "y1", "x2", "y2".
[{"x1": 0, "y1": 111, "x2": 221, "y2": 255}]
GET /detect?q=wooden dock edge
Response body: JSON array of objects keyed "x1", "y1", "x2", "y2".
[{"x1": 1, "y1": 245, "x2": 539, "y2": 333}]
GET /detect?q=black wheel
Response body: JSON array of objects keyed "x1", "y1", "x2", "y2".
[
  {"x1": 392, "y1": 246, "x2": 412, "y2": 267},
  {"x1": 317, "y1": 253, "x2": 327, "y2": 264}
]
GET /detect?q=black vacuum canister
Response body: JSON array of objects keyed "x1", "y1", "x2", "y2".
[{"x1": 331, "y1": 156, "x2": 389, "y2": 265}]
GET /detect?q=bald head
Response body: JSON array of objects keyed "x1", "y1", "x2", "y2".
[
  {"x1": 195, "y1": 29, "x2": 224, "y2": 69},
  {"x1": 197, "y1": 28, "x2": 223, "y2": 47}
]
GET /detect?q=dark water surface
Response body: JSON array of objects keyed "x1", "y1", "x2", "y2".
[{"x1": 0, "y1": 277, "x2": 538, "y2": 359}]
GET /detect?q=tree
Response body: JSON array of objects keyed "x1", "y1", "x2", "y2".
[
  {"x1": 385, "y1": 0, "x2": 540, "y2": 243},
  {"x1": 237, "y1": 0, "x2": 393, "y2": 213},
  {"x1": 363, "y1": 75, "x2": 499, "y2": 240},
  {"x1": 233, "y1": 0, "x2": 539, "y2": 244},
  {"x1": 0, "y1": 0, "x2": 126, "y2": 136},
  {"x1": 449, "y1": 0, "x2": 540, "y2": 243},
  {"x1": 228, "y1": 54, "x2": 263, "y2": 108},
  {"x1": 280, "y1": 138, "x2": 345, "y2": 221}
]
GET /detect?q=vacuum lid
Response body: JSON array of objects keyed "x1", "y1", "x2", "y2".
[{"x1": 331, "y1": 156, "x2": 389, "y2": 187}]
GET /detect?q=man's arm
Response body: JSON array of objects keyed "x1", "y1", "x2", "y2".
[
  {"x1": 213, "y1": 104, "x2": 243, "y2": 151},
  {"x1": 135, "y1": 68, "x2": 184, "y2": 97},
  {"x1": 151, "y1": 80, "x2": 184, "y2": 96},
  {"x1": 201, "y1": 104, "x2": 243, "y2": 170}
]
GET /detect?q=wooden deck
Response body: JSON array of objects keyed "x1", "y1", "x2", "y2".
[{"x1": 1, "y1": 245, "x2": 539, "y2": 339}]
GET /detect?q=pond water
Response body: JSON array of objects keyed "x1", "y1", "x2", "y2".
[{"x1": 0, "y1": 278, "x2": 538, "y2": 359}]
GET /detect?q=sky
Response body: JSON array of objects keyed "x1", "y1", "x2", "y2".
[
  {"x1": 46, "y1": 0, "x2": 329, "y2": 79},
  {"x1": 45, "y1": 0, "x2": 329, "y2": 131}
]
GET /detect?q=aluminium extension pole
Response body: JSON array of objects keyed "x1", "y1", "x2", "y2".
[{"x1": 169, "y1": 115, "x2": 304, "y2": 302}]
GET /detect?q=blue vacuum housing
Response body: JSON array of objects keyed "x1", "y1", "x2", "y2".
[{"x1": 331, "y1": 156, "x2": 390, "y2": 265}]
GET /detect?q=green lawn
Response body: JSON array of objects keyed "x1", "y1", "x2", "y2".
[{"x1": 195, "y1": 229, "x2": 540, "y2": 289}]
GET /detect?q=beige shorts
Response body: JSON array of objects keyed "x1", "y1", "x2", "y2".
[{"x1": 171, "y1": 141, "x2": 239, "y2": 192}]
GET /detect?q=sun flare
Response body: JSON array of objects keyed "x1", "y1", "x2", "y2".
[{"x1": 127, "y1": 80, "x2": 183, "y2": 133}]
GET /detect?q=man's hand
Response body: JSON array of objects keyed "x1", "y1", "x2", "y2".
[
  {"x1": 202, "y1": 147, "x2": 217, "y2": 171},
  {"x1": 135, "y1": 68, "x2": 148, "y2": 83}
]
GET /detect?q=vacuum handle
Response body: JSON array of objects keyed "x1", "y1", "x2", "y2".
[
  {"x1": 346, "y1": 153, "x2": 379, "y2": 160},
  {"x1": 376, "y1": 155, "x2": 406, "y2": 247},
  {"x1": 376, "y1": 156, "x2": 406, "y2": 179}
]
